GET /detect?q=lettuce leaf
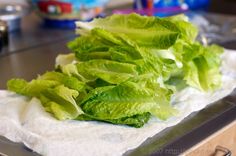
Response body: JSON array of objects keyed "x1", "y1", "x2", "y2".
[
  {"x1": 8, "y1": 78, "x2": 84, "y2": 120},
  {"x1": 79, "y1": 79, "x2": 176, "y2": 121},
  {"x1": 76, "y1": 13, "x2": 181, "y2": 49},
  {"x1": 167, "y1": 14, "x2": 198, "y2": 42},
  {"x1": 76, "y1": 113, "x2": 151, "y2": 128},
  {"x1": 75, "y1": 59, "x2": 138, "y2": 84},
  {"x1": 183, "y1": 44, "x2": 223, "y2": 91},
  {"x1": 41, "y1": 85, "x2": 83, "y2": 120},
  {"x1": 39, "y1": 71, "x2": 86, "y2": 91},
  {"x1": 7, "y1": 79, "x2": 59, "y2": 97}
]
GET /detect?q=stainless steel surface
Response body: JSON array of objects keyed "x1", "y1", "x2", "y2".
[
  {"x1": 0, "y1": 39, "x2": 70, "y2": 89},
  {"x1": 0, "y1": 136, "x2": 40, "y2": 156},
  {"x1": 0, "y1": 12, "x2": 76, "y2": 56},
  {"x1": 0, "y1": 12, "x2": 76, "y2": 88},
  {"x1": 0, "y1": 152, "x2": 8, "y2": 156}
]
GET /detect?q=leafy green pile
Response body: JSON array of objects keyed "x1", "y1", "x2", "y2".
[{"x1": 7, "y1": 14, "x2": 223, "y2": 128}]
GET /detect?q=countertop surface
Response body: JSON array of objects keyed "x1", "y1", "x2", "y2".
[
  {"x1": 0, "y1": 13, "x2": 75, "y2": 89},
  {"x1": 0, "y1": 11, "x2": 236, "y2": 156}
]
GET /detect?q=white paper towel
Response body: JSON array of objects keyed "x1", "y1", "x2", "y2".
[{"x1": 0, "y1": 49, "x2": 236, "y2": 156}]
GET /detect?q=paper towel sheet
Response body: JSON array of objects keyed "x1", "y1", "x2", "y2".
[{"x1": 0, "y1": 49, "x2": 236, "y2": 156}]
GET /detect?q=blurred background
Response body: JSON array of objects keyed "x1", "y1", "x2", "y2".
[
  {"x1": 0, "y1": 0, "x2": 236, "y2": 45},
  {"x1": 1, "y1": 0, "x2": 236, "y2": 56}
]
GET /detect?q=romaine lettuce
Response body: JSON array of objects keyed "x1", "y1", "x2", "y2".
[{"x1": 7, "y1": 13, "x2": 223, "y2": 127}]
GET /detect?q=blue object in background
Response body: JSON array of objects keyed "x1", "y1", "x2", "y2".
[
  {"x1": 185, "y1": 0, "x2": 209, "y2": 9},
  {"x1": 32, "y1": 0, "x2": 109, "y2": 10},
  {"x1": 151, "y1": 0, "x2": 209, "y2": 9},
  {"x1": 134, "y1": 0, "x2": 210, "y2": 17},
  {"x1": 153, "y1": 0, "x2": 183, "y2": 8},
  {"x1": 31, "y1": 0, "x2": 109, "y2": 28}
]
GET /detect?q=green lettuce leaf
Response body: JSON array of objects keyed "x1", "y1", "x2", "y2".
[
  {"x1": 76, "y1": 13, "x2": 181, "y2": 49},
  {"x1": 183, "y1": 43, "x2": 223, "y2": 91},
  {"x1": 39, "y1": 71, "x2": 86, "y2": 91},
  {"x1": 76, "y1": 112, "x2": 151, "y2": 128},
  {"x1": 7, "y1": 78, "x2": 84, "y2": 120},
  {"x1": 7, "y1": 79, "x2": 59, "y2": 97},
  {"x1": 167, "y1": 14, "x2": 198, "y2": 41},
  {"x1": 55, "y1": 53, "x2": 76, "y2": 67},
  {"x1": 41, "y1": 85, "x2": 83, "y2": 120},
  {"x1": 76, "y1": 59, "x2": 138, "y2": 84},
  {"x1": 80, "y1": 78, "x2": 176, "y2": 121}
]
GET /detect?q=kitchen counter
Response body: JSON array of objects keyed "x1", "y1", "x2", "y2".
[
  {"x1": 0, "y1": 13, "x2": 75, "y2": 89},
  {"x1": 0, "y1": 11, "x2": 236, "y2": 156}
]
